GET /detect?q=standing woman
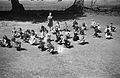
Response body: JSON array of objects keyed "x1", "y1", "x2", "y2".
[{"x1": 47, "y1": 12, "x2": 53, "y2": 31}]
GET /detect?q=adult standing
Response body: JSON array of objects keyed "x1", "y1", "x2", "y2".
[{"x1": 47, "y1": 12, "x2": 53, "y2": 31}]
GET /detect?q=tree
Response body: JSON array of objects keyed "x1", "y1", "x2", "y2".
[
  {"x1": 65, "y1": 0, "x2": 84, "y2": 14},
  {"x1": 10, "y1": 0, "x2": 24, "y2": 14},
  {"x1": 90, "y1": 0, "x2": 97, "y2": 9},
  {"x1": 10, "y1": 0, "x2": 84, "y2": 15}
]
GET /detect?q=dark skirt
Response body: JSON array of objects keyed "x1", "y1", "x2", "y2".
[
  {"x1": 48, "y1": 19, "x2": 53, "y2": 28},
  {"x1": 73, "y1": 35, "x2": 79, "y2": 41}
]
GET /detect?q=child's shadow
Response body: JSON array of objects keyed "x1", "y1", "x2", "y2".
[
  {"x1": 98, "y1": 35, "x2": 102, "y2": 38},
  {"x1": 17, "y1": 48, "x2": 27, "y2": 51},
  {"x1": 93, "y1": 35, "x2": 102, "y2": 38},
  {"x1": 79, "y1": 42, "x2": 89, "y2": 45},
  {"x1": 32, "y1": 43, "x2": 40, "y2": 46},
  {"x1": 106, "y1": 37, "x2": 113, "y2": 40},
  {"x1": 50, "y1": 51, "x2": 59, "y2": 55},
  {"x1": 42, "y1": 48, "x2": 48, "y2": 51},
  {"x1": 66, "y1": 45, "x2": 74, "y2": 49}
]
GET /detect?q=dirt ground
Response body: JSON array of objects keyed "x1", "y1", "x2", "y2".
[{"x1": 0, "y1": 13, "x2": 120, "y2": 78}]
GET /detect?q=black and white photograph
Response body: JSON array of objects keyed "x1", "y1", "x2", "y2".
[{"x1": 0, "y1": 0, "x2": 120, "y2": 78}]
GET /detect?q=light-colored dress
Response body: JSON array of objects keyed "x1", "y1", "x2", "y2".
[
  {"x1": 29, "y1": 35, "x2": 36, "y2": 45},
  {"x1": 40, "y1": 31, "x2": 45, "y2": 39},
  {"x1": 57, "y1": 45, "x2": 64, "y2": 53},
  {"x1": 104, "y1": 28, "x2": 112, "y2": 38},
  {"x1": 91, "y1": 21, "x2": 96, "y2": 27}
]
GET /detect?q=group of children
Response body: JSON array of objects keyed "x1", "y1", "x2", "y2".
[
  {"x1": 0, "y1": 13, "x2": 116, "y2": 54},
  {"x1": 90, "y1": 19, "x2": 116, "y2": 39}
]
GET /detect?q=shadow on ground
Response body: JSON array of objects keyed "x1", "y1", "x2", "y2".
[{"x1": 0, "y1": 10, "x2": 86, "y2": 23}]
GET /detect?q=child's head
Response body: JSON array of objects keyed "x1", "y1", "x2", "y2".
[
  {"x1": 110, "y1": 23, "x2": 113, "y2": 25},
  {"x1": 65, "y1": 22, "x2": 67, "y2": 25},
  {"x1": 82, "y1": 23, "x2": 85, "y2": 26},
  {"x1": 107, "y1": 25, "x2": 109, "y2": 28},
  {"x1": 31, "y1": 30, "x2": 34, "y2": 33},
  {"x1": 31, "y1": 30, "x2": 35, "y2": 35},
  {"x1": 74, "y1": 32, "x2": 77, "y2": 36},
  {"x1": 13, "y1": 27, "x2": 16, "y2": 30},
  {"x1": 41, "y1": 25, "x2": 45, "y2": 30},
  {"x1": 74, "y1": 19, "x2": 76, "y2": 21},
  {"x1": 3, "y1": 35, "x2": 7, "y2": 39},
  {"x1": 19, "y1": 28, "x2": 22, "y2": 31},
  {"x1": 14, "y1": 31, "x2": 17, "y2": 33},
  {"x1": 26, "y1": 29, "x2": 31, "y2": 34}
]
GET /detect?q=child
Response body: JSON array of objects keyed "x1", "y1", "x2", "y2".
[
  {"x1": 64, "y1": 36, "x2": 71, "y2": 48},
  {"x1": 17, "y1": 28, "x2": 23, "y2": 39},
  {"x1": 12, "y1": 31, "x2": 19, "y2": 38},
  {"x1": 95, "y1": 24, "x2": 102, "y2": 33},
  {"x1": 93, "y1": 27, "x2": 99, "y2": 37},
  {"x1": 15, "y1": 41, "x2": 21, "y2": 51},
  {"x1": 47, "y1": 34, "x2": 53, "y2": 42},
  {"x1": 38, "y1": 38, "x2": 45, "y2": 51},
  {"x1": 72, "y1": 19, "x2": 78, "y2": 28},
  {"x1": 51, "y1": 26, "x2": 56, "y2": 34},
  {"x1": 56, "y1": 21, "x2": 61, "y2": 31},
  {"x1": 93, "y1": 24, "x2": 102, "y2": 38},
  {"x1": 54, "y1": 26, "x2": 60, "y2": 35},
  {"x1": 57, "y1": 35, "x2": 64, "y2": 45},
  {"x1": 79, "y1": 27, "x2": 85, "y2": 35},
  {"x1": 22, "y1": 31, "x2": 30, "y2": 43},
  {"x1": 74, "y1": 23, "x2": 79, "y2": 32},
  {"x1": 57, "y1": 44, "x2": 64, "y2": 53},
  {"x1": 26, "y1": 29, "x2": 31, "y2": 36},
  {"x1": 64, "y1": 22, "x2": 70, "y2": 31},
  {"x1": 47, "y1": 39, "x2": 54, "y2": 53},
  {"x1": 109, "y1": 23, "x2": 116, "y2": 32},
  {"x1": 1, "y1": 35, "x2": 11, "y2": 48},
  {"x1": 0, "y1": 39, "x2": 3, "y2": 47},
  {"x1": 82, "y1": 23, "x2": 87, "y2": 30},
  {"x1": 29, "y1": 30, "x2": 37, "y2": 45},
  {"x1": 12, "y1": 27, "x2": 16, "y2": 35},
  {"x1": 55, "y1": 33, "x2": 62, "y2": 43},
  {"x1": 65, "y1": 31, "x2": 71, "y2": 39},
  {"x1": 44, "y1": 33, "x2": 52, "y2": 43},
  {"x1": 104, "y1": 25, "x2": 112, "y2": 39},
  {"x1": 73, "y1": 32, "x2": 79, "y2": 41},
  {"x1": 11, "y1": 36, "x2": 22, "y2": 51},
  {"x1": 90, "y1": 19, "x2": 96, "y2": 29},
  {"x1": 40, "y1": 26, "x2": 48, "y2": 38},
  {"x1": 79, "y1": 35, "x2": 86, "y2": 44}
]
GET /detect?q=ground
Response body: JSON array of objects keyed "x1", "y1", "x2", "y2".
[{"x1": 0, "y1": 13, "x2": 120, "y2": 78}]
